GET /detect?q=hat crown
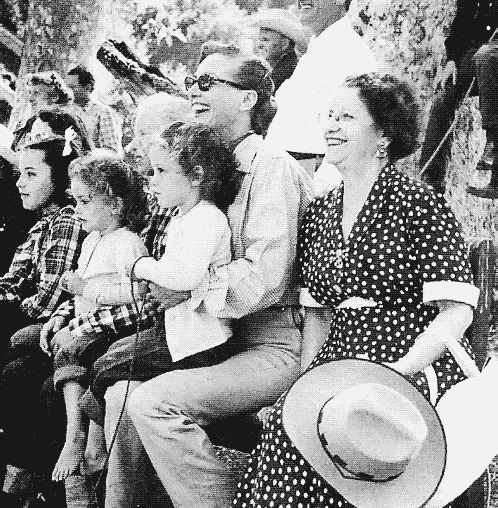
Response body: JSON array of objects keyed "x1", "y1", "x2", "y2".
[
  {"x1": 318, "y1": 383, "x2": 428, "y2": 482},
  {"x1": 249, "y1": 8, "x2": 309, "y2": 53}
]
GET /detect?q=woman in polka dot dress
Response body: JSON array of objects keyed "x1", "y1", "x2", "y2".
[{"x1": 233, "y1": 73, "x2": 479, "y2": 508}]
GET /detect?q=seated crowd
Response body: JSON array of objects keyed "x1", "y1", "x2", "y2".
[{"x1": 0, "y1": 1, "x2": 494, "y2": 508}]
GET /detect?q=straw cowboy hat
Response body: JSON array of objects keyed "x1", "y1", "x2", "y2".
[
  {"x1": 0, "y1": 124, "x2": 17, "y2": 167},
  {"x1": 249, "y1": 9, "x2": 309, "y2": 54},
  {"x1": 282, "y1": 359, "x2": 446, "y2": 508}
]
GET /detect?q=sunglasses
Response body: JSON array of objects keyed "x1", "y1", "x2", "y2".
[{"x1": 184, "y1": 74, "x2": 248, "y2": 92}]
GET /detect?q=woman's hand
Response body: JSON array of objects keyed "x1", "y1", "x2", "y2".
[
  {"x1": 40, "y1": 316, "x2": 66, "y2": 355},
  {"x1": 59, "y1": 271, "x2": 87, "y2": 296}
]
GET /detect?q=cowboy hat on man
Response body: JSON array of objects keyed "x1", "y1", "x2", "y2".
[{"x1": 249, "y1": 9, "x2": 309, "y2": 92}]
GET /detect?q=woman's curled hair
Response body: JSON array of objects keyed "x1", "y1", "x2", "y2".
[
  {"x1": 343, "y1": 73, "x2": 421, "y2": 162},
  {"x1": 159, "y1": 122, "x2": 241, "y2": 213},
  {"x1": 69, "y1": 151, "x2": 148, "y2": 233}
]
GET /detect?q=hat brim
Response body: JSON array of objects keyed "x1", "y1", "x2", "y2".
[
  {"x1": 283, "y1": 359, "x2": 446, "y2": 508},
  {"x1": 250, "y1": 17, "x2": 308, "y2": 54}
]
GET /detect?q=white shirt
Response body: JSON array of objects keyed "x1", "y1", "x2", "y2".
[
  {"x1": 75, "y1": 228, "x2": 148, "y2": 316},
  {"x1": 264, "y1": 16, "x2": 377, "y2": 155},
  {"x1": 134, "y1": 200, "x2": 232, "y2": 362}
]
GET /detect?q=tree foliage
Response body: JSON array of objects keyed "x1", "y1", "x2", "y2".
[{"x1": 131, "y1": 0, "x2": 249, "y2": 72}]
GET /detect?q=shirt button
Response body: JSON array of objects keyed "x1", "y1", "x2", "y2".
[{"x1": 333, "y1": 284, "x2": 342, "y2": 294}]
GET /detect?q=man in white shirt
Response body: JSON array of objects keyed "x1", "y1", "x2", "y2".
[{"x1": 265, "y1": 0, "x2": 377, "y2": 180}]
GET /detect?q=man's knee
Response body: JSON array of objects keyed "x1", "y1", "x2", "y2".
[
  {"x1": 127, "y1": 383, "x2": 153, "y2": 422},
  {"x1": 104, "y1": 380, "x2": 142, "y2": 413}
]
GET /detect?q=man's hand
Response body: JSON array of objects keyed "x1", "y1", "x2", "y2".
[
  {"x1": 147, "y1": 283, "x2": 190, "y2": 313},
  {"x1": 435, "y1": 60, "x2": 457, "y2": 90},
  {"x1": 40, "y1": 316, "x2": 66, "y2": 355},
  {"x1": 59, "y1": 271, "x2": 87, "y2": 296}
]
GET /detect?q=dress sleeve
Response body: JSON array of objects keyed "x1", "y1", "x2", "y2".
[{"x1": 410, "y1": 190, "x2": 479, "y2": 308}]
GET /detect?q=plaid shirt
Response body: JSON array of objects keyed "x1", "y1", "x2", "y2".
[
  {"x1": 54, "y1": 206, "x2": 172, "y2": 338},
  {"x1": 81, "y1": 101, "x2": 123, "y2": 153},
  {"x1": 0, "y1": 204, "x2": 85, "y2": 320}
]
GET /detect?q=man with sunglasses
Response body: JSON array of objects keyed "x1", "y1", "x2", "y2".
[
  {"x1": 264, "y1": 0, "x2": 376, "y2": 178},
  {"x1": 100, "y1": 44, "x2": 312, "y2": 508}
]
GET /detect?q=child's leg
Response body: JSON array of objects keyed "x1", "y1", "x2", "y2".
[
  {"x1": 53, "y1": 380, "x2": 88, "y2": 482},
  {"x1": 80, "y1": 420, "x2": 107, "y2": 475}
]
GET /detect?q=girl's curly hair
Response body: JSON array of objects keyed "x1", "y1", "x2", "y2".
[
  {"x1": 153, "y1": 122, "x2": 241, "y2": 213},
  {"x1": 69, "y1": 151, "x2": 148, "y2": 233}
]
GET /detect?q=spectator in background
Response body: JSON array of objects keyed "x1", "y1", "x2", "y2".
[
  {"x1": 0, "y1": 70, "x2": 16, "y2": 126},
  {"x1": 124, "y1": 92, "x2": 192, "y2": 177},
  {"x1": 264, "y1": 0, "x2": 377, "y2": 177},
  {"x1": 250, "y1": 9, "x2": 308, "y2": 93},
  {"x1": 420, "y1": 0, "x2": 498, "y2": 198},
  {"x1": 66, "y1": 66, "x2": 123, "y2": 154},
  {"x1": 12, "y1": 71, "x2": 83, "y2": 143},
  {"x1": 24, "y1": 71, "x2": 75, "y2": 115}
]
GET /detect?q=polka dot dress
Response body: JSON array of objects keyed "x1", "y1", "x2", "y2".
[{"x1": 233, "y1": 166, "x2": 476, "y2": 508}]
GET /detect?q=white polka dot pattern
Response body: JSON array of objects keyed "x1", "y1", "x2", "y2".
[{"x1": 233, "y1": 166, "x2": 474, "y2": 508}]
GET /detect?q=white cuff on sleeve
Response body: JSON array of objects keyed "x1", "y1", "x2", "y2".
[
  {"x1": 299, "y1": 288, "x2": 323, "y2": 307},
  {"x1": 423, "y1": 281, "x2": 480, "y2": 308}
]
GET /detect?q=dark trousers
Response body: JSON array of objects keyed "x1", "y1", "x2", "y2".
[
  {"x1": 0, "y1": 324, "x2": 65, "y2": 472},
  {"x1": 79, "y1": 317, "x2": 238, "y2": 427},
  {"x1": 0, "y1": 301, "x2": 40, "y2": 368},
  {"x1": 420, "y1": 42, "x2": 498, "y2": 191}
]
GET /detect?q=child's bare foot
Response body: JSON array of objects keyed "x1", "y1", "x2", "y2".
[{"x1": 52, "y1": 432, "x2": 86, "y2": 482}]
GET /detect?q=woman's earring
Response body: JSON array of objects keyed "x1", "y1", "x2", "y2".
[{"x1": 375, "y1": 139, "x2": 389, "y2": 159}]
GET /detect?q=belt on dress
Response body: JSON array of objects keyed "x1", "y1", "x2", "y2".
[{"x1": 336, "y1": 297, "x2": 440, "y2": 404}]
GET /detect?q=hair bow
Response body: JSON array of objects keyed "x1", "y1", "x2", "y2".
[{"x1": 63, "y1": 126, "x2": 77, "y2": 156}]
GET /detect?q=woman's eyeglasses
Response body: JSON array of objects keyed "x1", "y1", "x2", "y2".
[{"x1": 184, "y1": 74, "x2": 248, "y2": 92}]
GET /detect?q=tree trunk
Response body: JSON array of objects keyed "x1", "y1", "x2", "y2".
[{"x1": 10, "y1": 0, "x2": 100, "y2": 128}]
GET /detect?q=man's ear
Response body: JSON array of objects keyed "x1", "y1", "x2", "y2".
[
  {"x1": 191, "y1": 165, "x2": 204, "y2": 187},
  {"x1": 239, "y1": 90, "x2": 258, "y2": 112}
]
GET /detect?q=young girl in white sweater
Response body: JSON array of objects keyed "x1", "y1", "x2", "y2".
[
  {"x1": 42, "y1": 152, "x2": 149, "y2": 480},
  {"x1": 131, "y1": 122, "x2": 240, "y2": 364}
]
